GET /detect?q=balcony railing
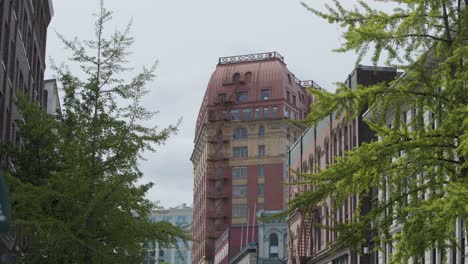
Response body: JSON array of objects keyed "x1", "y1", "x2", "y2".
[{"x1": 218, "y1": 52, "x2": 284, "y2": 65}]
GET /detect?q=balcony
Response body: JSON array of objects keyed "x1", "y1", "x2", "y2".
[
  {"x1": 206, "y1": 172, "x2": 228, "y2": 181},
  {"x1": 206, "y1": 191, "x2": 228, "y2": 200},
  {"x1": 206, "y1": 209, "x2": 228, "y2": 219}
]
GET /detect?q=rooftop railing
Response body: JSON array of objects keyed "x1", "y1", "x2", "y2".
[
  {"x1": 299, "y1": 80, "x2": 322, "y2": 89},
  {"x1": 218, "y1": 52, "x2": 284, "y2": 65}
]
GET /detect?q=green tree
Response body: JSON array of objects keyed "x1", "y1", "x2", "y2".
[
  {"x1": 6, "y1": 1, "x2": 188, "y2": 263},
  {"x1": 291, "y1": 0, "x2": 467, "y2": 263}
]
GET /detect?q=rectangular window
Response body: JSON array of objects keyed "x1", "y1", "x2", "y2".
[
  {"x1": 286, "y1": 91, "x2": 290, "y2": 102},
  {"x1": 8, "y1": 42, "x2": 14, "y2": 80},
  {"x1": 18, "y1": 72, "x2": 23, "y2": 91},
  {"x1": 254, "y1": 108, "x2": 260, "y2": 120},
  {"x1": 257, "y1": 184, "x2": 264, "y2": 197},
  {"x1": 1, "y1": 22, "x2": 8, "y2": 64},
  {"x1": 272, "y1": 106, "x2": 278, "y2": 118},
  {"x1": 162, "y1": 216, "x2": 173, "y2": 222},
  {"x1": 258, "y1": 145, "x2": 265, "y2": 157},
  {"x1": 232, "y1": 204, "x2": 247, "y2": 217},
  {"x1": 232, "y1": 185, "x2": 247, "y2": 197},
  {"x1": 232, "y1": 166, "x2": 247, "y2": 178},
  {"x1": 258, "y1": 126, "x2": 265, "y2": 137},
  {"x1": 218, "y1": 93, "x2": 226, "y2": 104},
  {"x1": 176, "y1": 216, "x2": 188, "y2": 226},
  {"x1": 233, "y1": 146, "x2": 248, "y2": 159},
  {"x1": 258, "y1": 164, "x2": 265, "y2": 177},
  {"x1": 231, "y1": 109, "x2": 239, "y2": 120},
  {"x1": 261, "y1": 89, "x2": 270, "y2": 100},
  {"x1": 284, "y1": 107, "x2": 289, "y2": 118},
  {"x1": 242, "y1": 109, "x2": 251, "y2": 121},
  {"x1": 257, "y1": 203, "x2": 264, "y2": 211},
  {"x1": 236, "y1": 91, "x2": 248, "y2": 102},
  {"x1": 293, "y1": 95, "x2": 296, "y2": 106},
  {"x1": 263, "y1": 107, "x2": 269, "y2": 119},
  {"x1": 21, "y1": 11, "x2": 28, "y2": 43}
]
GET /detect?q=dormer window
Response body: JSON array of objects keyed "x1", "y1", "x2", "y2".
[
  {"x1": 244, "y1": 72, "x2": 252, "y2": 83},
  {"x1": 261, "y1": 89, "x2": 270, "y2": 100},
  {"x1": 233, "y1": 73, "x2": 241, "y2": 83},
  {"x1": 236, "y1": 91, "x2": 248, "y2": 102}
]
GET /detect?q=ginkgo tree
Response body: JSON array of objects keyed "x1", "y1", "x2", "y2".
[
  {"x1": 291, "y1": 0, "x2": 467, "y2": 263},
  {"x1": 5, "y1": 1, "x2": 189, "y2": 263}
]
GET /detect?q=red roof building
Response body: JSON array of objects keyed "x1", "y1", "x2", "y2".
[{"x1": 191, "y1": 52, "x2": 318, "y2": 264}]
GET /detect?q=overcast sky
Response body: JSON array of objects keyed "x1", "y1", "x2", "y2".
[{"x1": 45, "y1": 0, "x2": 368, "y2": 208}]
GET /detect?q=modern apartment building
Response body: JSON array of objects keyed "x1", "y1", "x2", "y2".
[
  {"x1": 148, "y1": 203, "x2": 193, "y2": 264},
  {"x1": 287, "y1": 66, "x2": 398, "y2": 264},
  {"x1": 191, "y1": 52, "x2": 318, "y2": 264}
]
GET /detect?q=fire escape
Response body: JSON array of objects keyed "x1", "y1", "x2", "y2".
[
  {"x1": 205, "y1": 92, "x2": 236, "y2": 256},
  {"x1": 298, "y1": 214, "x2": 313, "y2": 264}
]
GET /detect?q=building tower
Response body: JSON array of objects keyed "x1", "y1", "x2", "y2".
[{"x1": 191, "y1": 52, "x2": 318, "y2": 264}]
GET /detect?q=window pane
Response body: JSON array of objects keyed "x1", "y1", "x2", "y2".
[
  {"x1": 233, "y1": 146, "x2": 248, "y2": 159},
  {"x1": 231, "y1": 110, "x2": 239, "y2": 120},
  {"x1": 258, "y1": 145, "x2": 265, "y2": 157},
  {"x1": 233, "y1": 127, "x2": 248, "y2": 140},
  {"x1": 255, "y1": 108, "x2": 260, "y2": 120},
  {"x1": 272, "y1": 106, "x2": 278, "y2": 118},
  {"x1": 258, "y1": 184, "x2": 264, "y2": 197},
  {"x1": 261, "y1": 89, "x2": 270, "y2": 100},
  {"x1": 242, "y1": 109, "x2": 251, "y2": 121},
  {"x1": 232, "y1": 167, "x2": 248, "y2": 178},
  {"x1": 236, "y1": 91, "x2": 248, "y2": 102},
  {"x1": 258, "y1": 126, "x2": 265, "y2": 137},
  {"x1": 263, "y1": 107, "x2": 269, "y2": 119},
  {"x1": 233, "y1": 185, "x2": 247, "y2": 197},
  {"x1": 258, "y1": 164, "x2": 265, "y2": 177},
  {"x1": 218, "y1": 93, "x2": 226, "y2": 103},
  {"x1": 232, "y1": 204, "x2": 247, "y2": 217}
]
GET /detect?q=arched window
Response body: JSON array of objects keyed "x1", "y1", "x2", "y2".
[
  {"x1": 258, "y1": 126, "x2": 265, "y2": 137},
  {"x1": 244, "y1": 72, "x2": 252, "y2": 83},
  {"x1": 233, "y1": 72, "x2": 241, "y2": 83},
  {"x1": 269, "y1": 233, "x2": 279, "y2": 259},
  {"x1": 233, "y1": 127, "x2": 248, "y2": 140}
]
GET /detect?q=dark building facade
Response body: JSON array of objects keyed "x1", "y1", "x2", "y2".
[
  {"x1": 0, "y1": 0, "x2": 53, "y2": 255},
  {"x1": 287, "y1": 65, "x2": 398, "y2": 264},
  {"x1": 0, "y1": 0, "x2": 53, "y2": 150},
  {"x1": 191, "y1": 52, "x2": 318, "y2": 264}
]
